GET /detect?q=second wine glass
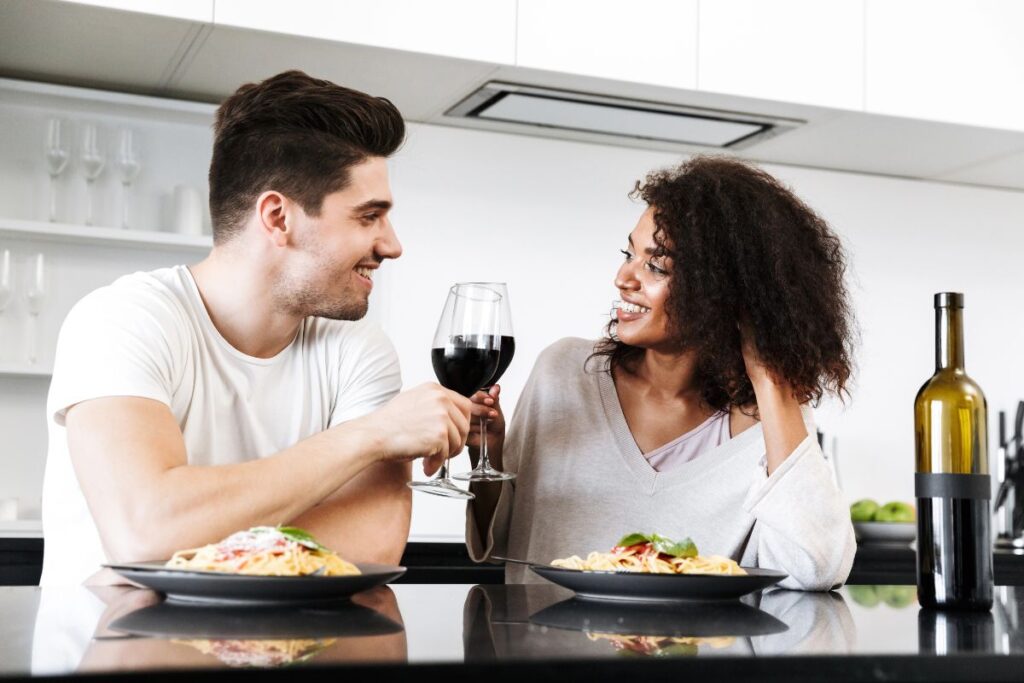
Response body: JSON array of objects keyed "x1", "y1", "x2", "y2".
[
  {"x1": 453, "y1": 282, "x2": 516, "y2": 482},
  {"x1": 116, "y1": 128, "x2": 141, "y2": 230},
  {"x1": 81, "y1": 123, "x2": 106, "y2": 226},
  {"x1": 44, "y1": 118, "x2": 70, "y2": 223},
  {"x1": 0, "y1": 249, "x2": 13, "y2": 315},
  {"x1": 25, "y1": 253, "x2": 46, "y2": 365},
  {"x1": 409, "y1": 284, "x2": 503, "y2": 500}
]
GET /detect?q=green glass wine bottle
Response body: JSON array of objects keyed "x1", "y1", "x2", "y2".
[{"x1": 914, "y1": 292, "x2": 992, "y2": 610}]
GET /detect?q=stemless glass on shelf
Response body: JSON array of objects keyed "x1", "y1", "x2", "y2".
[
  {"x1": 115, "y1": 128, "x2": 141, "y2": 229},
  {"x1": 44, "y1": 118, "x2": 70, "y2": 223},
  {"x1": 409, "y1": 284, "x2": 503, "y2": 500},
  {"x1": 453, "y1": 282, "x2": 516, "y2": 483},
  {"x1": 80, "y1": 123, "x2": 106, "y2": 226}
]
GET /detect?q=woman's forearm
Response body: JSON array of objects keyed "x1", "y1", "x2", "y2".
[
  {"x1": 750, "y1": 377, "x2": 809, "y2": 475},
  {"x1": 467, "y1": 442, "x2": 504, "y2": 550}
]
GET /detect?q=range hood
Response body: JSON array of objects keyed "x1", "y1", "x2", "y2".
[{"x1": 446, "y1": 82, "x2": 803, "y2": 150}]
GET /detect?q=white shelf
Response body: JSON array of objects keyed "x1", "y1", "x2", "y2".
[
  {"x1": 0, "y1": 363, "x2": 52, "y2": 378},
  {"x1": 0, "y1": 520, "x2": 42, "y2": 538},
  {"x1": 0, "y1": 217, "x2": 212, "y2": 253}
]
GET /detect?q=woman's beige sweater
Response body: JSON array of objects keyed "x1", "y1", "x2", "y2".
[{"x1": 466, "y1": 337, "x2": 856, "y2": 590}]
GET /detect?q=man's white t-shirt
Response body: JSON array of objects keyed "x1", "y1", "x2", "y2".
[{"x1": 39, "y1": 265, "x2": 402, "y2": 586}]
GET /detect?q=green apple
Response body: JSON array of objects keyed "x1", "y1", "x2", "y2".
[
  {"x1": 850, "y1": 499, "x2": 880, "y2": 522},
  {"x1": 876, "y1": 585, "x2": 917, "y2": 608},
  {"x1": 873, "y1": 501, "x2": 915, "y2": 523},
  {"x1": 846, "y1": 585, "x2": 880, "y2": 607}
]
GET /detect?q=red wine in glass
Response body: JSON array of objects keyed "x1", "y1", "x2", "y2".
[
  {"x1": 432, "y1": 335, "x2": 501, "y2": 398},
  {"x1": 485, "y1": 335, "x2": 516, "y2": 387}
]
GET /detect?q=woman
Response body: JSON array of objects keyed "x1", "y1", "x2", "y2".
[{"x1": 466, "y1": 155, "x2": 856, "y2": 590}]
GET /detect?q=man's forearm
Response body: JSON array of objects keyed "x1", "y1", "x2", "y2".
[
  {"x1": 138, "y1": 424, "x2": 382, "y2": 555},
  {"x1": 71, "y1": 405, "x2": 385, "y2": 562},
  {"x1": 288, "y1": 460, "x2": 413, "y2": 565}
]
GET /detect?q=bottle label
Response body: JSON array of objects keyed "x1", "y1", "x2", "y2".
[{"x1": 915, "y1": 472, "x2": 991, "y2": 499}]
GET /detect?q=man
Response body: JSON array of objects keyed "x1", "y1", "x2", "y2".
[{"x1": 39, "y1": 70, "x2": 474, "y2": 585}]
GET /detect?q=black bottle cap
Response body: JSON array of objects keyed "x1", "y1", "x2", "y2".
[{"x1": 934, "y1": 292, "x2": 964, "y2": 309}]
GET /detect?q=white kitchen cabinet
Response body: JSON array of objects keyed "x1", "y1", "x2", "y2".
[
  {"x1": 55, "y1": 0, "x2": 213, "y2": 22},
  {"x1": 865, "y1": 0, "x2": 1024, "y2": 131},
  {"x1": 698, "y1": 0, "x2": 865, "y2": 110},
  {"x1": 516, "y1": 0, "x2": 698, "y2": 89},
  {"x1": 213, "y1": 0, "x2": 516, "y2": 65},
  {"x1": 0, "y1": 78, "x2": 216, "y2": 522}
]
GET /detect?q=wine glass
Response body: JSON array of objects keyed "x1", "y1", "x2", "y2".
[
  {"x1": 80, "y1": 123, "x2": 106, "y2": 226},
  {"x1": 25, "y1": 253, "x2": 46, "y2": 365},
  {"x1": 44, "y1": 118, "x2": 70, "y2": 222},
  {"x1": 0, "y1": 249, "x2": 13, "y2": 315},
  {"x1": 409, "y1": 284, "x2": 503, "y2": 500},
  {"x1": 115, "y1": 128, "x2": 141, "y2": 229},
  {"x1": 454, "y1": 282, "x2": 516, "y2": 482}
]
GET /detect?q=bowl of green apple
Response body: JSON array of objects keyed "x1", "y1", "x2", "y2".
[{"x1": 850, "y1": 499, "x2": 916, "y2": 544}]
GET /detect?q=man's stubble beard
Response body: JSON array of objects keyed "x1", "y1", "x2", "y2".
[{"x1": 275, "y1": 269, "x2": 369, "y2": 321}]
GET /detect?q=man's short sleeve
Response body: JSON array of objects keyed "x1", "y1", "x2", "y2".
[
  {"x1": 328, "y1": 322, "x2": 402, "y2": 427},
  {"x1": 48, "y1": 281, "x2": 182, "y2": 426}
]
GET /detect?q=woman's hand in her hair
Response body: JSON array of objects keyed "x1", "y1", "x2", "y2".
[
  {"x1": 738, "y1": 322, "x2": 808, "y2": 474},
  {"x1": 466, "y1": 385, "x2": 506, "y2": 469},
  {"x1": 738, "y1": 321, "x2": 775, "y2": 390}
]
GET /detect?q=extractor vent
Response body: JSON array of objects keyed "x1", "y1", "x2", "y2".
[{"x1": 446, "y1": 82, "x2": 801, "y2": 149}]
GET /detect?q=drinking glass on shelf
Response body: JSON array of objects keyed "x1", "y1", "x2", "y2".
[
  {"x1": 409, "y1": 284, "x2": 503, "y2": 500},
  {"x1": 80, "y1": 123, "x2": 106, "y2": 226},
  {"x1": 44, "y1": 118, "x2": 70, "y2": 223},
  {"x1": 25, "y1": 253, "x2": 46, "y2": 365},
  {"x1": 0, "y1": 249, "x2": 13, "y2": 315},
  {"x1": 454, "y1": 282, "x2": 516, "y2": 482},
  {"x1": 115, "y1": 128, "x2": 141, "y2": 230}
]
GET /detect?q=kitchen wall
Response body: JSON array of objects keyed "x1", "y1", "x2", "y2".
[
  {"x1": 389, "y1": 122, "x2": 1024, "y2": 540},
  {"x1": 2, "y1": 88, "x2": 1022, "y2": 541}
]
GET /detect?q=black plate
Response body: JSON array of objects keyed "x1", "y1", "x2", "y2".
[
  {"x1": 110, "y1": 601, "x2": 403, "y2": 639},
  {"x1": 530, "y1": 597, "x2": 788, "y2": 637},
  {"x1": 105, "y1": 562, "x2": 406, "y2": 605},
  {"x1": 530, "y1": 565, "x2": 787, "y2": 603}
]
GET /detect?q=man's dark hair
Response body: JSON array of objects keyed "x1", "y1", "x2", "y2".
[
  {"x1": 591, "y1": 155, "x2": 855, "y2": 414},
  {"x1": 208, "y1": 70, "x2": 405, "y2": 244}
]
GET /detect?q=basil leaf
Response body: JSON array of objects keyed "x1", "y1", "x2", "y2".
[
  {"x1": 617, "y1": 532, "x2": 652, "y2": 548},
  {"x1": 651, "y1": 534, "x2": 698, "y2": 558},
  {"x1": 616, "y1": 532, "x2": 699, "y2": 558},
  {"x1": 275, "y1": 526, "x2": 326, "y2": 551}
]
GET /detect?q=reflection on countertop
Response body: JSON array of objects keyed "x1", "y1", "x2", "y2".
[
  {"x1": 463, "y1": 583, "x2": 855, "y2": 660},
  {"x1": 4, "y1": 582, "x2": 1024, "y2": 678},
  {"x1": 29, "y1": 584, "x2": 408, "y2": 675}
]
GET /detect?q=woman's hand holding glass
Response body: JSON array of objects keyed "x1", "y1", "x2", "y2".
[{"x1": 466, "y1": 385, "x2": 506, "y2": 471}]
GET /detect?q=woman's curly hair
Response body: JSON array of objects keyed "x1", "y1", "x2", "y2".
[{"x1": 592, "y1": 155, "x2": 855, "y2": 413}]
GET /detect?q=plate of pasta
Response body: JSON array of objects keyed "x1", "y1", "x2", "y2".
[
  {"x1": 105, "y1": 526, "x2": 406, "y2": 605},
  {"x1": 529, "y1": 532, "x2": 787, "y2": 603}
]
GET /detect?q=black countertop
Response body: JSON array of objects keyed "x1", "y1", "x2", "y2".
[
  {"x1": 2, "y1": 581, "x2": 1023, "y2": 682},
  {"x1": 5, "y1": 539, "x2": 1024, "y2": 586}
]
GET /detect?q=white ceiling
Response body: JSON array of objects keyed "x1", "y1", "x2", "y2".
[{"x1": 2, "y1": 0, "x2": 1022, "y2": 192}]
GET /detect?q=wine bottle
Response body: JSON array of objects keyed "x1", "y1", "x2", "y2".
[{"x1": 914, "y1": 292, "x2": 993, "y2": 610}]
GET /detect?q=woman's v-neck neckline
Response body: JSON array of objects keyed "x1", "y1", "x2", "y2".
[{"x1": 594, "y1": 359, "x2": 763, "y2": 493}]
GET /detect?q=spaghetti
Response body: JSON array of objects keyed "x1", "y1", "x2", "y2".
[
  {"x1": 166, "y1": 526, "x2": 360, "y2": 577},
  {"x1": 587, "y1": 632, "x2": 735, "y2": 655},
  {"x1": 174, "y1": 638, "x2": 335, "y2": 667},
  {"x1": 551, "y1": 532, "x2": 746, "y2": 576}
]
